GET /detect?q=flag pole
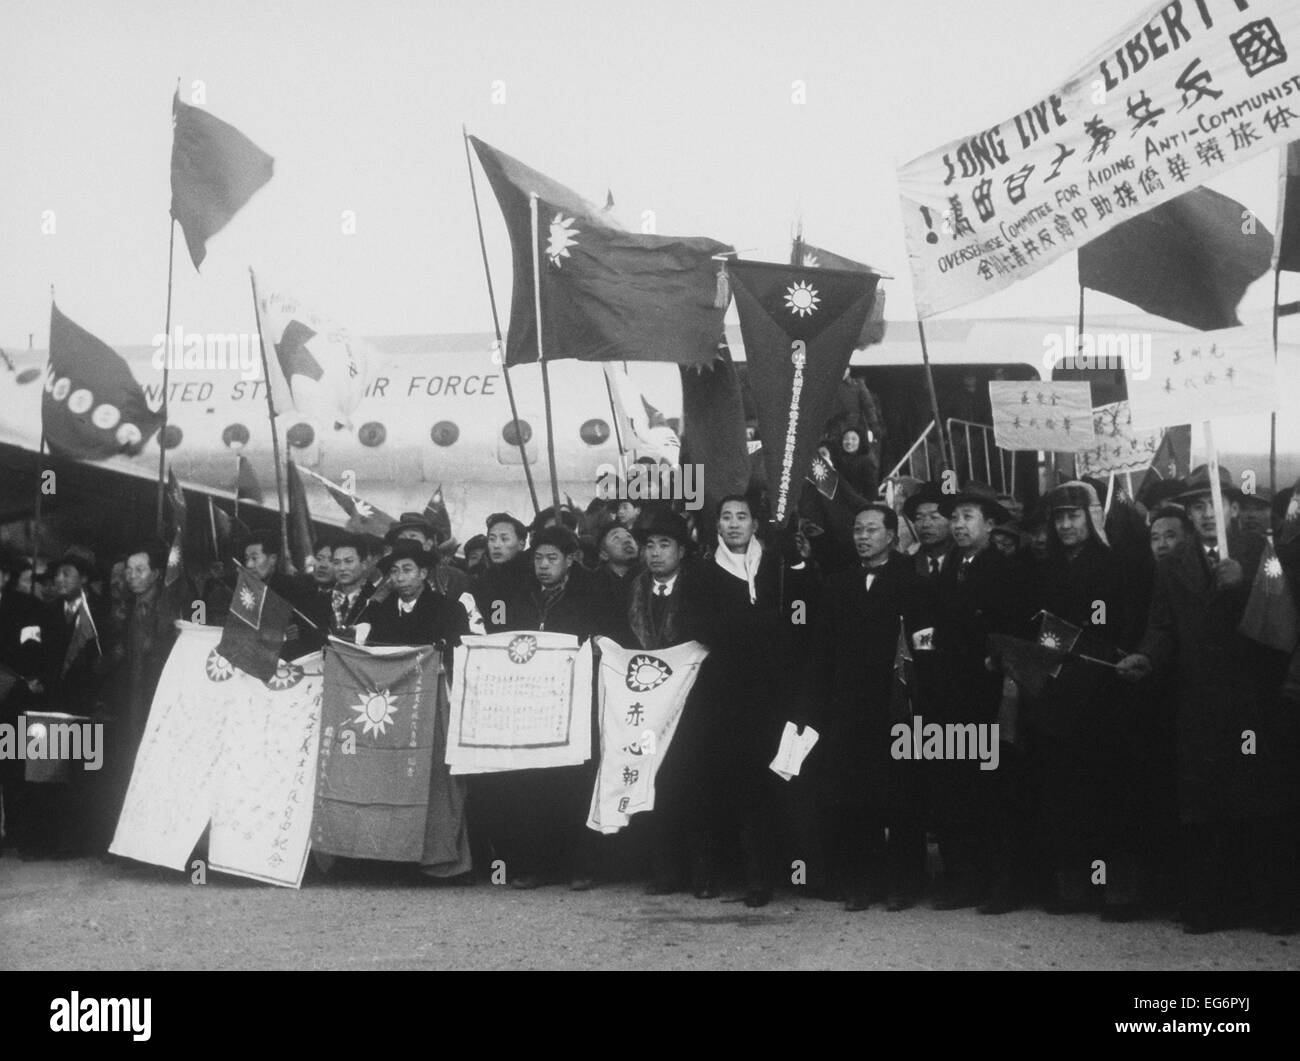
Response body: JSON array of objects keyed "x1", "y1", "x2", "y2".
[
  {"x1": 1270, "y1": 261, "x2": 1281, "y2": 494},
  {"x1": 602, "y1": 366, "x2": 629, "y2": 480},
  {"x1": 1203, "y1": 419, "x2": 1230, "y2": 562},
  {"x1": 31, "y1": 434, "x2": 45, "y2": 575},
  {"x1": 530, "y1": 192, "x2": 563, "y2": 514},
  {"x1": 248, "y1": 269, "x2": 291, "y2": 572},
  {"x1": 462, "y1": 127, "x2": 541, "y2": 516},
  {"x1": 915, "y1": 319, "x2": 951, "y2": 472},
  {"x1": 156, "y1": 217, "x2": 176, "y2": 537},
  {"x1": 206, "y1": 495, "x2": 220, "y2": 559}
]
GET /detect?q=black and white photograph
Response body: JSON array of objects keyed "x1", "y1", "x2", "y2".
[{"x1": 0, "y1": 0, "x2": 1297, "y2": 1024}]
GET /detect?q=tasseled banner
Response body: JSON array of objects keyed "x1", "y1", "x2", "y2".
[{"x1": 714, "y1": 259, "x2": 731, "y2": 309}]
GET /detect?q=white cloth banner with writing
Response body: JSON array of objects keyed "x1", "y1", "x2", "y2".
[
  {"x1": 989, "y1": 381, "x2": 1095, "y2": 452},
  {"x1": 1126, "y1": 323, "x2": 1278, "y2": 428},
  {"x1": 110, "y1": 622, "x2": 323, "y2": 888},
  {"x1": 1076, "y1": 400, "x2": 1165, "y2": 477},
  {"x1": 899, "y1": 0, "x2": 1300, "y2": 317},
  {"x1": 587, "y1": 638, "x2": 709, "y2": 835},
  {"x1": 446, "y1": 632, "x2": 593, "y2": 774},
  {"x1": 207, "y1": 656, "x2": 322, "y2": 888}
]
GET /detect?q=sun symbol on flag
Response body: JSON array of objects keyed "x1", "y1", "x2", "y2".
[
  {"x1": 507, "y1": 634, "x2": 538, "y2": 664},
  {"x1": 784, "y1": 281, "x2": 820, "y2": 317},
  {"x1": 355, "y1": 499, "x2": 374, "y2": 518},
  {"x1": 811, "y1": 460, "x2": 828, "y2": 481},
  {"x1": 205, "y1": 649, "x2": 235, "y2": 682},
  {"x1": 626, "y1": 654, "x2": 672, "y2": 691},
  {"x1": 265, "y1": 661, "x2": 304, "y2": 691},
  {"x1": 351, "y1": 689, "x2": 398, "y2": 737},
  {"x1": 239, "y1": 585, "x2": 257, "y2": 611},
  {"x1": 547, "y1": 214, "x2": 580, "y2": 266},
  {"x1": 1265, "y1": 556, "x2": 1283, "y2": 578},
  {"x1": 801, "y1": 252, "x2": 820, "y2": 268},
  {"x1": 1041, "y1": 633, "x2": 1061, "y2": 650}
]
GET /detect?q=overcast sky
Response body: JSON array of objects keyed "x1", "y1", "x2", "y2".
[{"x1": 0, "y1": 0, "x2": 1284, "y2": 349}]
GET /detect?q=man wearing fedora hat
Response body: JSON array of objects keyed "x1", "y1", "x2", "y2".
[
  {"x1": 925, "y1": 484, "x2": 1033, "y2": 911},
  {"x1": 386, "y1": 512, "x2": 471, "y2": 606},
  {"x1": 361, "y1": 541, "x2": 469, "y2": 651}
]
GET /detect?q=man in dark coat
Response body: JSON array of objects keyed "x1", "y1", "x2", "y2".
[
  {"x1": 809, "y1": 503, "x2": 931, "y2": 911},
  {"x1": 324, "y1": 533, "x2": 377, "y2": 640},
  {"x1": 476, "y1": 526, "x2": 605, "y2": 890},
  {"x1": 687, "y1": 495, "x2": 819, "y2": 907},
  {"x1": 923, "y1": 489, "x2": 1032, "y2": 910},
  {"x1": 0, "y1": 551, "x2": 45, "y2": 856},
  {"x1": 474, "y1": 513, "x2": 532, "y2": 632},
  {"x1": 1027, "y1": 482, "x2": 1143, "y2": 918},
  {"x1": 905, "y1": 482, "x2": 954, "y2": 580},
  {"x1": 242, "y1": 532, "x2": 331, "y2": 658},
  {"x1": 1119, "y1": 469, "x2": 1297, "y2": 934},
  {"x1": 359, "y1": 541, "x2": 468, "y2": 650}
]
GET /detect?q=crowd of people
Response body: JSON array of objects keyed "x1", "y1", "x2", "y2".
[{"x1": 2, "y1": 450, "x2": 1299, "y2": 937}]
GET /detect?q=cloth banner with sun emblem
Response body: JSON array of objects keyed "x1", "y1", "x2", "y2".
[
  {"x1": 728, "y1": 258, "x2": 880, "y2": 524},
  {"x1": 587, "y1": 637, "x2": 709, "y2": 834},
  {"x1": 111, "y1": 623, "x2": 323, "y2": 887},
  {"x1": 314, "y1": 641, "x2": 468, "y2": 867},
  {"x1": 1239, "y1": 535, "x2": 1300, "y2": 654},
  {"x1": 446, "y1": 632, "x2": 593, "y2": 774},
  {"x1": 219, "y1": 568, "x2": 294, "y2": 682},
  {"x1": 469, "y1": 135, "x2": 732, "y2": 367}
]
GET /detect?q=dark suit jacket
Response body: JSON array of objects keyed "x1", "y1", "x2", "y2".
[{"x1": 360, "y1": 587, "x2": 469, "y2": 649}]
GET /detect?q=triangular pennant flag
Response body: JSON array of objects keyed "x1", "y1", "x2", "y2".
[
  {"x1": 170, "y1": 92, "x2": 274, "y2": 270},
  {"x1": 236, "y1": 455, "x2": 264, "y2": 504},
  {"x1": 729, "y1": 259, "x2": 879, "y2": 523},
  {"x1": 469, "y1": 135, "x2": 732, "y2": 366},
  {"x1": 218, "y1": 568, "x2": 293, "y2": 681},
  {"x1": 1276, "y1": 141, "x2": 1300, "y2": 274},
  {"x1": 805, "y1": 452, "x2": 840, "y2": 500},
  {"x1": 43, "y1": 304, "x2": 163, "y2": 460},
  {"x1": 296, "y1": 465, "x2": 394, "y2": 540}
]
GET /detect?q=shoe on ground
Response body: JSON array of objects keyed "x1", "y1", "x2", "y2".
[
  {"x1": 744, "y1": 888, "x2": 772, "y2": 908},
  {"x1": 844, "y1": 891, "x2": 872, "y2": 912},
  {"x1": 692, "y1": 881, "x2": 721, "y2": 899},
  {"x1": 508, "y1": 873, "x2": 541, "y2": 890},
  {"x1": 569, "y1": 876, "x2": 596, "y2": 892},
  {"x1": 885, "y1": 892, "x2": 918, "y2": 912}
]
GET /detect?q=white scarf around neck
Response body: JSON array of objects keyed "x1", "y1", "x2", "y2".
[{"x1": 715, "y1": 534, "x2": 763, "y2": 604}]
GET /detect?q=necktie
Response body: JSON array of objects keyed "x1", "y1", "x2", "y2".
[
  {"x1": 929, "y1": 557, "x2": 940, "y2": 576},
  {"x1": 1207, "y1": 547, "x2": 1220, "y2": 565},
  {"x1": 656, "y1": 583, "x2": 668, "y2": 596}
]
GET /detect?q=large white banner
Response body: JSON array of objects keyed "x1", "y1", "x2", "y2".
[
  {"x1": 110, "y1": 623, "x2": 323, "y2": 888},
  {"x1": 587, "y1": 638, "x2": 709, "y2": 835},
  {"x1": 899, "y1": 0, "x2": 1300, "y2": 317},
  {"x1": 989, "y1": 381, "x2": 1095, "y2": 452},
  {"x1": 1126, "y1": 323, "x2": 1278, "y2": 427},
  {"x1": 447, "y1": 632, "x2": 593, "y2": 774}
]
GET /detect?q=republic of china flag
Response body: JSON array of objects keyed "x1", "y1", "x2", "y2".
[
  {"x1": 218, "y1": 568, "x2": 293, "y2": 681},
  {"x1": 1239, "y1": 535, "x2": 1299, "y2": 654},
  {"x1": 729, "y1": 259, "x2": 879, "y2": 524}
]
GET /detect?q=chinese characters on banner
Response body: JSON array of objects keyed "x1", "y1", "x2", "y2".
[
  {"x1": 898, "y1": 0, "x2": 1300, "y2": 317},
  {"x1": 989, "y1": 381, "x2": 1095, "y2": 452},
  {"x1": 446, "y1": 632, "x2": 593, "y2": 774},
  {"x1": 587, "y1": 638, "x2": 709, "y2": 834},
  {"x1": 1126, "y1": 324, "x2": 1278, "y2": 427},
  {"x1": 1076, "y1": 400, "x2": 1165, "y2": 477},
  {"x1": 110, "y1": 623, "x2": 322, "y2": 888}
]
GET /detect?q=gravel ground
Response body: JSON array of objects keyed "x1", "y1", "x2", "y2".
[{"x1": 2, "y1": 855, "x2": 1297, "y2": 971}]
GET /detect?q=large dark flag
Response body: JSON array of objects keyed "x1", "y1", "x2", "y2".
[
  {"x1": 1079, "y1": 187, "x2": 1273, "y2": 331},
  {"x1": 1239, "y1": 536, "x2": 1299, "y2": 654},
  {"x1": 170, "y1": 92, "x2": 274, "y2": 270},
  {"x1": 218, "y1": 568, "x2": 292, "y2": 681},
  {"x1": 43, "y1": 304, "x2": 162, "y2": 460},
  {"x1": 729, "y1": 259, "x2": 879, "y2": 523},
  {"x1": 297, "y1": 465, "x2": 394, "y2": 541},
  {"x1": 680, "y1": 342, "x2": 750, "y2": 518},
  {"x1": 469, "y1": 135, "x2": 732, "y2": 366},
  {"x1": 1276, "y1": 141, "x2": 1300, "y2": 274}
]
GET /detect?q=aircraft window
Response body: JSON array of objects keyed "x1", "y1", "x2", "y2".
[
  {"x1": 359, "y1": 421, "x2": 386, "y2": 447},
  {"x1": 286, "y1": 423, "x2": 315, "y2": 448},
  {"x1": 16, "y1": 368, "x2": 39, "y2": 385},
  {"x1": 160, "y1": 425, "x2": 184, "y2": 450},
  {"x1": 431, "y1": 421, "x2": 459, "y2": 446},
  {"x1": 502, "y1": 419, "x2": 532, "y2": 446},
  {"x1": 222, "y1": 424, "x2": 250, "y2": 449},
  {"x1": 579, "y1": 419, "x2": 610, "y2": 446}
]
